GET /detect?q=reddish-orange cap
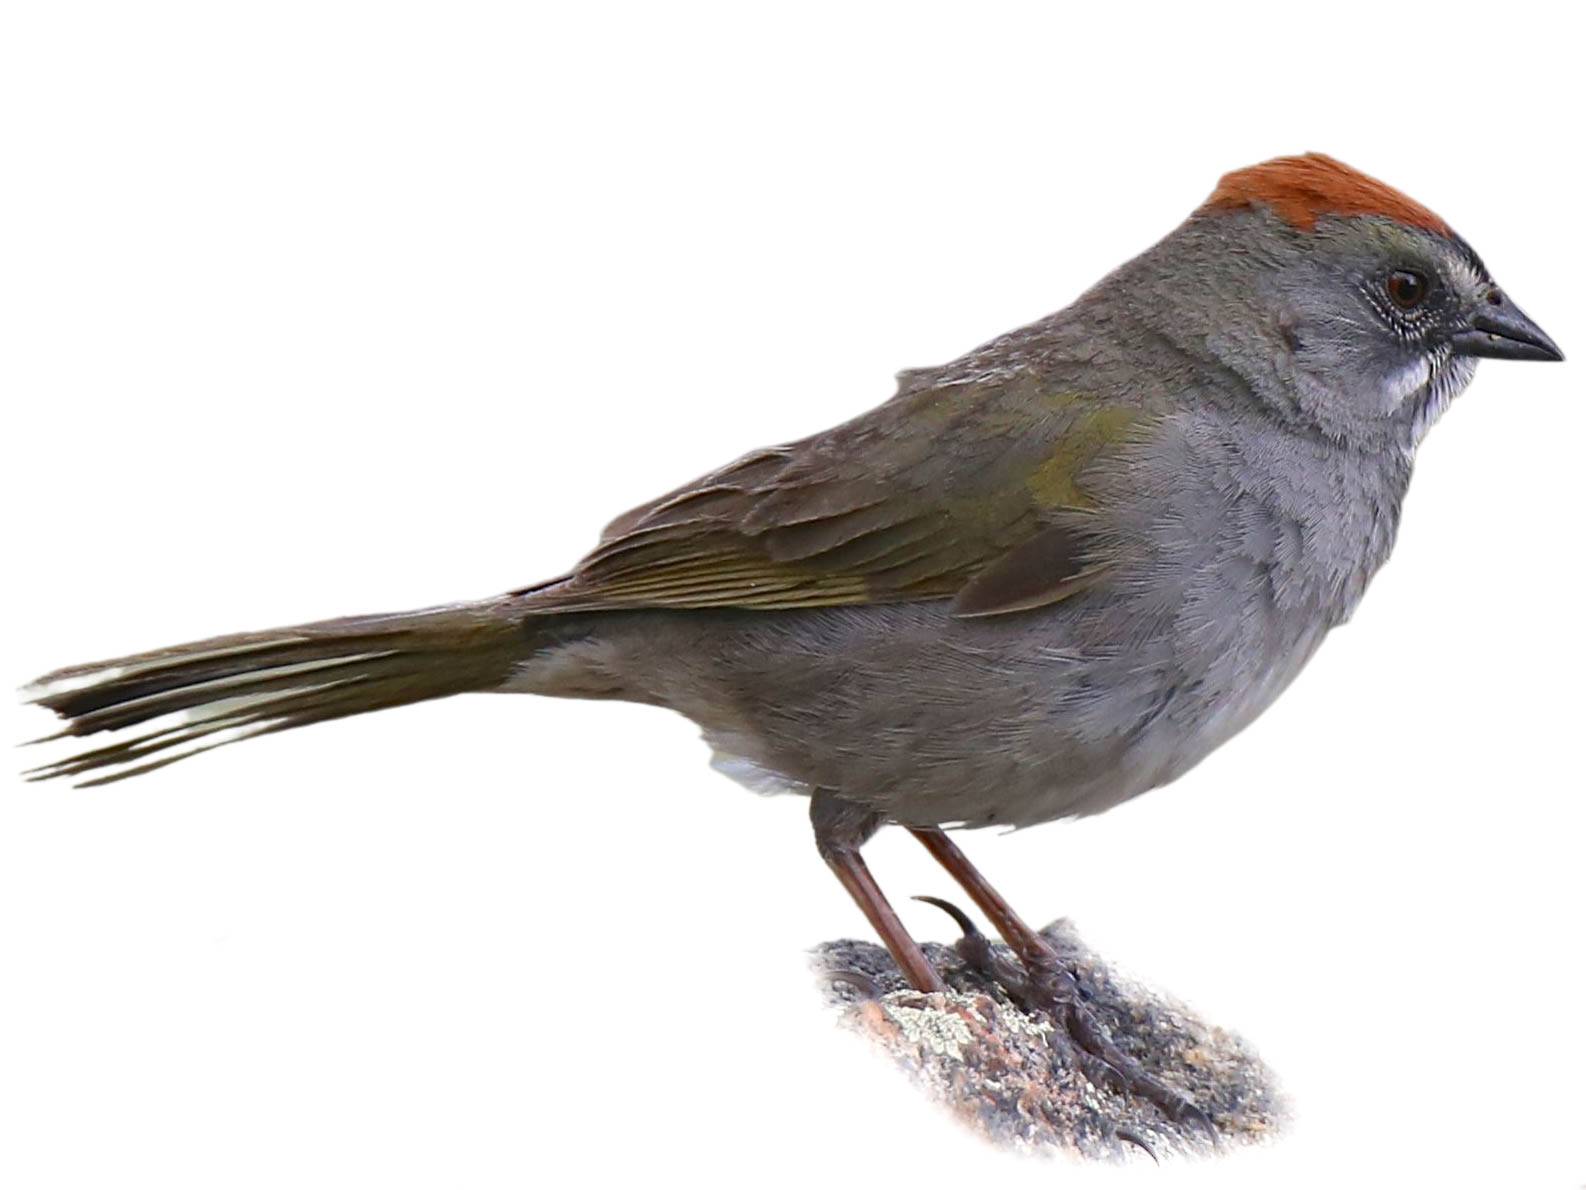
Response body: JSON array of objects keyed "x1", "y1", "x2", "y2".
[{"x1": 1204, "y1": 152, "x2": 1451, "y2": 236}]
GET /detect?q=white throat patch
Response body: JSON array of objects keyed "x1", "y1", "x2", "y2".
[
  {"x1": 1386, "y1": 356, "x2": 1433, "y2": 406},
  {"x1": 1406, "y1": 352, "x2": 1478, "y2": 448}
]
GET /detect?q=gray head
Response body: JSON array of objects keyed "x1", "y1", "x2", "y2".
[{"x1": 1118, "y1": 153, "x2": 1563, "y2": 451}]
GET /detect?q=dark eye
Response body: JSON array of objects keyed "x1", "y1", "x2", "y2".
[{"x1": 1386, "y1": 270, "x2": 1428, "y2": 310}]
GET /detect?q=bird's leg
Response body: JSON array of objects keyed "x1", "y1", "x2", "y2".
[
  {"x1": 811, "y1": 791, "x2": 946, "y2": 994},
  {"x1": 909, "y1": 826, "x2": 1209, "y2": 1129}
]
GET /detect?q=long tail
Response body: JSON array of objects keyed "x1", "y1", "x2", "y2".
[{"x1": 22, "y1": 598, "x2": 529, "y2": 787}]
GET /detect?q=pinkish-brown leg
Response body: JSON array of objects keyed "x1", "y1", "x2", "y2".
[{"x1": 811, "y1": 791, "x2": 945, "y2": 994}]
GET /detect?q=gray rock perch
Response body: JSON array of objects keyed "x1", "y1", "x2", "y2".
[{"x1": 811, "y1": 919, "x2": 1285, "y2": 1160}]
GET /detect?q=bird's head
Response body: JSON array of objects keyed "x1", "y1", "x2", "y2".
[{"x1": 1154, "y1": 153, "x2": 1562, "y2": 449}]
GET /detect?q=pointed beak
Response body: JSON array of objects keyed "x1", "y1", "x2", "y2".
[{"x1": 1451, "y1": 290, "x2": 1564, "y2": 362}]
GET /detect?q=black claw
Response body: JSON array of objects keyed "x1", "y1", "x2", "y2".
[
  {"x1": 1115, "y1": 1126, "x2": 1160, "y2": 1164},
  {"x1": 910, "y1": 895, "x2": 981, "y2": 938},
  {"x1": 824, "y1": 969, "x2": 879, "y2": 1000},
  {"x1": 1177, "y1": 1103, "x2": 1219, "y2": 1142},
  {"x1": 912, "y1": 895, "x2": 1004, "y2": 978}
]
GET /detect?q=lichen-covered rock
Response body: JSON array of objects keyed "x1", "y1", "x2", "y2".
[{"x1": 812, "y1": 920, "x2": 1285, "y2": 1160}]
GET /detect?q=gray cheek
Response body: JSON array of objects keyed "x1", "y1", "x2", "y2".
[{"x1": 1288, "y1": 317, "x2": 1433, "y2": 426}]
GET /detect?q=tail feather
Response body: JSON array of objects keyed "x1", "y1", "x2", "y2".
[{"x1": 23, "y1": 599, "x2": 527, "y2": 786}]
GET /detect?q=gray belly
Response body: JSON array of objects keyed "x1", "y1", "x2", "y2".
[{"x1": 512, "y1": 597, "x2": 1332, "y2": 829}]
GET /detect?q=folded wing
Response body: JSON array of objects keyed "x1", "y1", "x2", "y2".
[{"x1": 519, "y1": 372, "x2": 1152, "y2": 618}]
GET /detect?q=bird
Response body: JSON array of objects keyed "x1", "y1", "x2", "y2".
[{"x1": 22, "y1": 152, "x2": 1562, "y2": 1124}]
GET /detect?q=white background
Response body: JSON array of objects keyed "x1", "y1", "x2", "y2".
[{"x1": 2, "y1": 3, "x2": 1580, "y2": 1187}]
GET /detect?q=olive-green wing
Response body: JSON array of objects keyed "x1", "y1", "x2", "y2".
[{"x1": 520, "y1": 373, "x2": 1151, "y2": 618}]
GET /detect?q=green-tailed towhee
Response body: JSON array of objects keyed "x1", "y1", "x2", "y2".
[{"x1": 23, "y1": 153, "x2": 1563, "y2": 1124}]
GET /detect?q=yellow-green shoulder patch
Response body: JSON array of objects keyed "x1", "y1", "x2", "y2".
[{"x1": 1026, "y1": 406, "x2": 1145, "y2": 509}]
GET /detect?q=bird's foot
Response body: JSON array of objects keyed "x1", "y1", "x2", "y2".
[
  {"x1": 915, "y1": 895, "x2": 1213, "y2": 1137},
  {"x1": 1021, "y1": 950, "x2": 1213, "y2": 1135}
]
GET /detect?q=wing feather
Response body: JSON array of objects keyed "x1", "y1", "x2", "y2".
[{"x1": 521, "y1": 373, "x2": 1152, "y2": 617}]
